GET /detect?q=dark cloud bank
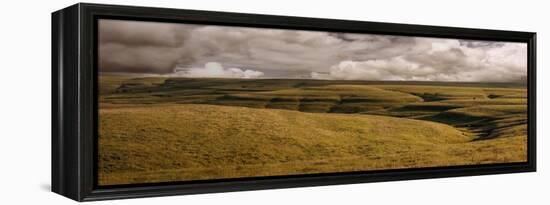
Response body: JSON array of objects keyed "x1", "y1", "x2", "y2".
[{"x1": 99, "y1": 19, "x2": 527, "y2": 82}]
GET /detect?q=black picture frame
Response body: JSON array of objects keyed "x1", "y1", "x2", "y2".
[{"x1": 52, "y1": 3, "x2": 536, "y2": 201}]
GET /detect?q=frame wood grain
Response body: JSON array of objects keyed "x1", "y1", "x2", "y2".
[{"x1": 52, "y1": 3, "x2": 536, "y2": 201}]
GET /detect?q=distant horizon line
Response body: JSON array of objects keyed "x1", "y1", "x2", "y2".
[{"x1": 98, "y1": 71, "x2": 528, "y2": 84}]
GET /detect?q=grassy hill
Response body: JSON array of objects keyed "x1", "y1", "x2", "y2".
[
  {"x1": 98, "y1": 104, "x2": 526, "y2": 185},
  {"x1": 100, "y1": 75, "x2": 527, "y2": 140},
  {"x1": 98, "y1": 75, "x2": 528, "y2": 185}
]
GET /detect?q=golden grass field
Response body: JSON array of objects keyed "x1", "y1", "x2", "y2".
[{"x1": 98, "y1": 74, "x2": 528, "y2": 185}]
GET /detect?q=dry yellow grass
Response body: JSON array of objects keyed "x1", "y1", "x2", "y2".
[
  {"x1": 97, "y1": 76, "x2": 528, "y2": 185},
  {"x1": 98, "y1": 104, "x2": 526, "y2": 185}
]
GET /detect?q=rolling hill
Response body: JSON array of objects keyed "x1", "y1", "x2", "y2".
[{"x1": 99, "y1": 104, "x2": 526, "y2": 185}]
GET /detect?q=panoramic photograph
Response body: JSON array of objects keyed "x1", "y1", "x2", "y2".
[{"x1": 97, "y1": 19, "x2": 528, "y2": 186}]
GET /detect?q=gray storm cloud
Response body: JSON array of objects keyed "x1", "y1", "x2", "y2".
[{"x1": 99, "y1": 19, "x2": 527, "y2": 82}]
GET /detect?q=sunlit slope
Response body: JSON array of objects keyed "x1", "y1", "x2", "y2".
[
  {"x1": 100, "y1": 76, "x2": 527, "y2": 140},
  {"x1": 98, "y1": 104, "x2": 526, "y2": 185}
]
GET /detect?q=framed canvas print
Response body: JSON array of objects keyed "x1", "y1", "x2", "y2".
[{"x1": 52, "y1": 3, "x2": 536, "y2": 201}]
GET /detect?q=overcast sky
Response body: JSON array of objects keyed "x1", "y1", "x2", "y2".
[{"x1": 99, "y1": 19, "x2": 527, "y2": 82}]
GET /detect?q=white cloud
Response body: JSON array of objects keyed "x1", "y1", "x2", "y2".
[
  {"x1": 311, "y1": 58, "x2": 419, "y2": 81},
  {"x1": 100, "y1": 20, "x2": 527, "y2": 82},
  {"x1": 172, "y1": 62, "x2": 264, "y2": 79},
  {"x1": 312, "y1": 39, "x2": 527, "y2": 82}
]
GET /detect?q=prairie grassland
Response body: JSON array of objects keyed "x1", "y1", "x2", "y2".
[
  {"x1": 98, "y1": 104, "x2": 526, "y2": 185},
  {"x1": 98, "y1": 74, "x2": 528, "y2": 185}
]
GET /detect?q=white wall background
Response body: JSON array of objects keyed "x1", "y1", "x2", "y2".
[{"x1": 0, "y1": 0, "x2": 547, "y2": 204}]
